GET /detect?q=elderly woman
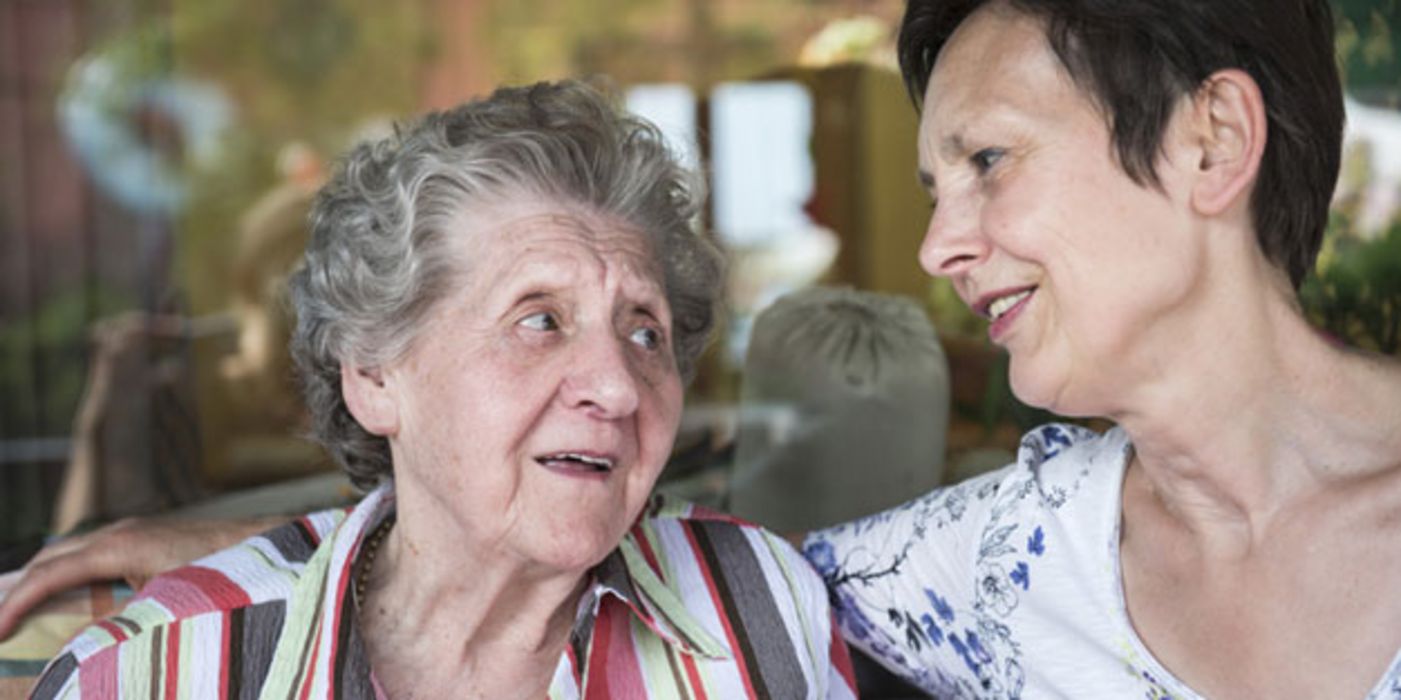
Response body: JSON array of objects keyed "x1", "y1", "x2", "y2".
[
  {"x1": 802, "y1": 0, "x2": 1401, "y2": 697},
  {"x1": 24, "y1": 80, "x2": 855, "y2": 699}
]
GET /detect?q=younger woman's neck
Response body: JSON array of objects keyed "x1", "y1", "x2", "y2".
[{"x1": 1115, "y1": 276, "x2": 1401, "y2": 554}]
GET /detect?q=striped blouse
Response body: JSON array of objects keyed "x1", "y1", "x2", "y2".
[{"x1": 29, "y1": 484, "x2": 857, "y2": 699}]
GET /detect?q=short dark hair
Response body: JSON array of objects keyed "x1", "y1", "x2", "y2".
[{"x1": 898, "y1": 0, "x2": 1344, "y2": 288}]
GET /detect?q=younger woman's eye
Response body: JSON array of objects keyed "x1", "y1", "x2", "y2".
[
  {"x1": 971, "y1": 147, "x2": 1004, "y2": 173},
  {"x1": 629, "y1": 326, "x2": 662, "y2": 350},
  {"x1": 519, "y1": 311, "x2": 559, "y2": 331}
]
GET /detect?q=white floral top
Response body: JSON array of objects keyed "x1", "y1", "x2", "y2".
[{"x1": 805, "y1": 424, "x2": 1401, "y2": 699}]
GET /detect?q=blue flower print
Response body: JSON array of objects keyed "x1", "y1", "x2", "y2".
[
  {"x1": 920, "y1": 612, "x2": 946, "y2": 646},
  {"x1": 1039, "y1": 425, "x2": 1073, "y2": 459},
  {"x1": 924, "y1": 588, "x2": 955, "y2": 623},
  {"x1": 948, "y1": 632, "x2": 973, "y2": 674},
  {"x1": 836, "y1": 590, "x2": 873, "y2": 641},
  {"x1": 1138, "y1": 669, "x2": 1178, "y2": 700},
  {"x1": 1009, "y1": 562, "x2": 1030, "y2": 590},
  {"x1": 976, "y1": 562, "x2": 1019, "y2": 616},
  {"x1": 804, "y1": 539, "x2": 837, "y2": 576},
  {"x1": 1004, "y1": 659, "x2": 1026, "y2": 698},
  {"x1": 1027, "y1": 526, "x2": 1045, "y2": 556},
  {"x1": 949, "y1": 628, "x2": 994, "y2": 676}
]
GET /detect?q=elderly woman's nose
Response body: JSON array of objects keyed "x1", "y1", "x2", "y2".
[
  {"x1": 559, "y1": 335, "x2": 642, "y2": 418},
  {"x1": 919, "y1": 195, "x2": 989, "y2": 278}
]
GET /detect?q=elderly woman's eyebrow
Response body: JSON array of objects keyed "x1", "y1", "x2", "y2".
[
  {"x1": 628, "y1": 301, "x2": 666, "y2": 324},
  {"x1": 498, "y1": 287, "x2": 567, "y2": 318},
  {"x1": 496, "y1": 255, "x2": 572, "y2": 291},
  {"x1": 511, "y1": 289, "x2": 555, "y2": 305}
]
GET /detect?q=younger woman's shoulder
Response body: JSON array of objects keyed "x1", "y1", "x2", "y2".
[
  {"x1": 806, "y1": 422, "x2": 1125, "y2": 557},
  {"x1": 1010, "y1": 422, "x2": 1130, "y2": 500}
]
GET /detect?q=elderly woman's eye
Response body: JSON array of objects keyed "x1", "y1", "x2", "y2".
[
  {"x1": 629, "y1": 326, "x2": 662, "y2": 350},
  {"x1": 519, "y1": 312, "x2": 559, "y2": 331},
  {"x1": 971, "y1": 148, "x2": 1004, "y2": 173}
]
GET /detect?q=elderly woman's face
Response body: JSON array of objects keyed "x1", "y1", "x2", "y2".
[
  {"x1": 369, "y1": 199, "x2": 683, "y2": 573},
  {"x1": 914, "y1": 5, "x2": 1207, "y2": 415}
]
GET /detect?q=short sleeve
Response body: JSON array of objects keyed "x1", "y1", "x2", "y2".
[{"x1": 803, "y1": 465, "x2": 1016, "y2": 695}]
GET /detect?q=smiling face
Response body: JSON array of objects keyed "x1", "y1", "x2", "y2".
[
  {"x1": 916, "y1": 4, "x2": 1209, "y2": 415},
  {"x1": 357, "y1": 197, "x2": 683, "y2": 575}
]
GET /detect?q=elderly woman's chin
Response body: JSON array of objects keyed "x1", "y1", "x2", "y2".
[
  {"x1": 480, "y1": 461, "x2": 666, "y2": 572},
  {"x1": 520, "y1": 519, "x2": 633, "y2": 572}
]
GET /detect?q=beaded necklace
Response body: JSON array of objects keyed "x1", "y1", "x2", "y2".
[{"x1": 354, "y1": 516, "x2": 395, "y2": 611}]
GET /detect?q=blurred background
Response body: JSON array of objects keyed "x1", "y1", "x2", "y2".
[{"x1": 0, "y1": 0, "x2": 1398, "y2": 548}]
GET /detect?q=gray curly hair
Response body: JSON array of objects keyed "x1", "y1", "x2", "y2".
[{"x1": 287, "y1": 80, "x2": 726, "y2": 490}]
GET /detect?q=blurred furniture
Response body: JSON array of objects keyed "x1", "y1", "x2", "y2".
[
  {"x1": 728, "y1": 286, "x2": 950, "y2": 533},
  {"x1": 783, "y1": 64, "x2": 930, "y2": 300}
]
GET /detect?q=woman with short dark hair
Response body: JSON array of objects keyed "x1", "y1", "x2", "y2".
[{"x1": 805, "y1": 1, "x2": 1401, "y2": 697}]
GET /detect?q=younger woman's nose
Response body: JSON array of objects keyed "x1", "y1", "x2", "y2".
[{"x1": 918, "y1": 196, "x2": 989, "y2": 278}]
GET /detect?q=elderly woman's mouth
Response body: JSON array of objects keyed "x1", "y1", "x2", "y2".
[{"x1": 535, "y1": 452, "x2": 617, "y2": 474}]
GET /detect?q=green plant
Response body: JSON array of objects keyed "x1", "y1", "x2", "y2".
[{"x1": 1300, "y1": 217, "x2": 1401, "y2": 354}]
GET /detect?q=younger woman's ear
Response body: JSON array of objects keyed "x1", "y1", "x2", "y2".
[
  {"x1": 1187, "y1": 68, "x2": 1267, "y2": 217},
  {"x1": 340, "y1": 360, "x2": 399, "y2": 437}
]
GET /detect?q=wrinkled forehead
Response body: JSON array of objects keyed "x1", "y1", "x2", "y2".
[{"x1": 455, "y1": 199, "x2": 666, "y2": 288}]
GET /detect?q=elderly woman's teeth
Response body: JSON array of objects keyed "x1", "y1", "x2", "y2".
[
  {"x1": 539, "y1": 453, "x2": 615, "y2": 471},
  {"x1": 988, "y1": 290, "x2": 1032, "y2": 321}
]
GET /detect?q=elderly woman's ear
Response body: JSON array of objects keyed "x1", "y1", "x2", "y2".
[
  {"x1": 1184, "y1": 68, "x2": 1268, "y2": 218},
  {"x1": 341, "y1": 360, "x2": 399, "y2": 437}
]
